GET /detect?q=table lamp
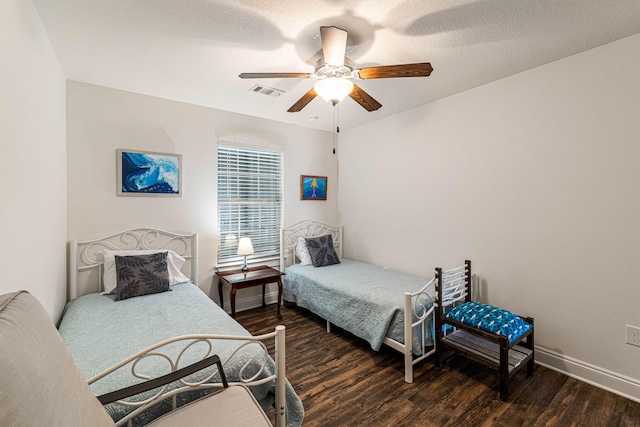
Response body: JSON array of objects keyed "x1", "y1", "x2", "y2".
[{"x1": 237, "y1": 237, "x2": 254, "y2": 271}]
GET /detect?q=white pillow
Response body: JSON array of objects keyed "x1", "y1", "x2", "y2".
[
  {"x1": 295, "y1": 237, "x2": 312, "y2": 265},
  {"x1": 102, "y1": 249, "x2": 191, "y2": 294}
]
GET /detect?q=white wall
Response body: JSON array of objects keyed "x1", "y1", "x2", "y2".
[
  {"x1": 0, "y1": 0, "x2": 67, "y2": 319},
  {"x1": 339, "y1": 34, "x2": 640, "y2": 400},
  {"x1": 66, "y1": 81, "x2": 338, "y2": 304}
]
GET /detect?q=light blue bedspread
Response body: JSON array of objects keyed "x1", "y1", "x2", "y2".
[
  {"x1": 58, "y1": 283, "x2": 303, "y2": 427},
  {"x1": 284, "y1": 259, "x2": 434, "y2": 353}
]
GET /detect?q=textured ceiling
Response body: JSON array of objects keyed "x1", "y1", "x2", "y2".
[{"x1": 33, "y1": 0, "x2": 640, "y2": 131}]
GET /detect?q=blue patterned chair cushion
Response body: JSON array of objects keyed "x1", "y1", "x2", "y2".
[
  {"x1": 305, "y1": 234, "x2": 340, "y2": 267},
  {"x1": 444, "y1": 302, "x2": 532, "y2": 343}
]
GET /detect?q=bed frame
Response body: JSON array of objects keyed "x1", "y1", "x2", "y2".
[
  {"x1": 70, "y1": 228, "x2": 198, "y2": 299},
  {"x1": 91, "y1": 327, "x2": 286, "y2": 427},
  {"x1": 280, "y1": 220, "x2": 435, "y2": 383},
  {"x1": 68, "y1": 228, "x2": 287, "y2": 427}
]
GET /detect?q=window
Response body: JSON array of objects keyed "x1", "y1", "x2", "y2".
[{"x1": 217, "y1": 143, "x2": 283, "y2": 268}]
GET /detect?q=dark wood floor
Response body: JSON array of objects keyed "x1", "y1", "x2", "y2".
[{"x1": 236, "y1": 303, "x2": 640, "y2": 427}]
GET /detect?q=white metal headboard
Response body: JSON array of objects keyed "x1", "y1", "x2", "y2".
[
  {"x1": 280, "y1": 220, "x2": 343, "y2": 269},
  {"x1": 69, "y1": 228, "x2": 198, "y2": 299}
]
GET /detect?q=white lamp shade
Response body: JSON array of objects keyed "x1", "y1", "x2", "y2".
[
  {"x1": 314, "y1": 78, "x2": 354, "y2": 105},
  {"x1": 237, "y1": 237, "x2": 254, "y2": 256}
]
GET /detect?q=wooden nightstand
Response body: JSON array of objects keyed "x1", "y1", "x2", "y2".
[{"x1": 216, "y1": 265, "x2": 284, "y2": 319}]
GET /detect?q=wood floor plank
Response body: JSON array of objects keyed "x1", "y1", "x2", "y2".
[{"x1": 236, "y1": 303, "x2": 640, "y2": 426}]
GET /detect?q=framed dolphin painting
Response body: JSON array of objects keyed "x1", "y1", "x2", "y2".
[{"x1": 117, "y1": 149, "x2": 182, "y2": 197}]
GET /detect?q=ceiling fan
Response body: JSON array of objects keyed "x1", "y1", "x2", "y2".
[{"x1": 239, "y1": 26, "x2": 433, "y2": 113}]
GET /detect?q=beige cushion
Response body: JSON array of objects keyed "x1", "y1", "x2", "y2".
[
  {"x1": 148, "y1": 385, "x2": 272, "y2": 427},
  {"x1": 0, "y1": 291, "x2": 115, "y2": 427}
]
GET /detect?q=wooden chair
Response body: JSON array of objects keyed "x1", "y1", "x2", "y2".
[{"x1": 434, "y1": 260, "x2": 534, "y2": 401}]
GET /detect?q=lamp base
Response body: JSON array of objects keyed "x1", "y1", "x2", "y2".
[{"x1": 241, "y1": 264, "x2": 249, "y2": 271}]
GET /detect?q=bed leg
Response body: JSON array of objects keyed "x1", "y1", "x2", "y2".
[
  {"x1": 435, "y1": 330, "x2": 444, "y2": 368},
  {"x1": 326, "y1": 320, "x2": 331, "y2": 333},
  {"x1": 275, "y1": 325, "x2": 286, "y2": 427},
  {"x1": 403, "y1": 292, "x2": 414, "y2": 383},
  {"x1": 405, "y1": 359, "x2": 413, "y2": 383}
]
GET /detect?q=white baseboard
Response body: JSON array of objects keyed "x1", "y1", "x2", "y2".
[
  {"x1": 221, "y1": 291, "x2": 280, "y2": 315},
  {"x1": 535, "y1": 346, "x2": 640, "y2": 403},
  {"x1": 219, "y1": 299, "x2": 640, "y2": 404}
]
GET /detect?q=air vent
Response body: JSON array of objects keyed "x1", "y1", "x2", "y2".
[{"x1": 249, "y1": 84, "x2": 284, "y2": 97}]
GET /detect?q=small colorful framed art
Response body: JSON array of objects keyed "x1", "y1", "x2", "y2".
[{"x1": 300, "y1": 175, "x2": 327, "y2": 200}]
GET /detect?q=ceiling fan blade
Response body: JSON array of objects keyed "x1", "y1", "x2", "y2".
[
  {"x1": 287, "y1": 88, "x2": 317, "y2": 113},
  {"x1": 320, "y1": 26, "x2": 347, "y2": 67},
  {"x1": 239, "y1": 72, "x2": 311, "y2": 79},
  {"x1": 349, "y1": 85, "x2": 382, "y2": 112},
  {"x1": 357, "y1": 63, "x2": 433, "y2": 79}
]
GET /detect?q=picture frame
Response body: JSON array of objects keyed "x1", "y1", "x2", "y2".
[
  {"x1": 300, "y1": 175, "x2": 327, "y2": 200},
  {"x1": 117, "y1": 149, "x2": 182, "y2": 197}
]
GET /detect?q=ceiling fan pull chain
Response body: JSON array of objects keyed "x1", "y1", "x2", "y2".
[
  {"x1": 333, "y1": 105, "x2": 340, "y2": 154},
  {"x1": 332, "y1": 105, "x2": 341, "y2": 155}
]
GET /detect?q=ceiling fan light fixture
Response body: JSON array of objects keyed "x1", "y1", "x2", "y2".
[
  {"x1": 240, "y1": 26, "x2": 432, "y2": 113},
  {"x1": 314, "y1": 78, "x2": 354, "y2": 106}
]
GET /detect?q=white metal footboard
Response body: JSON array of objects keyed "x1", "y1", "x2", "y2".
[
  {"x1": 382, "y1": 277, "x2": 437, "y2": 383},
  {"x1": 89, "y1": 326, "x2": 286, "y2": 427}
]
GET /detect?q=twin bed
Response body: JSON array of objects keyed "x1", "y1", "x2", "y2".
[
  {"x1": 280, "y1": 220, "x2": 438, "y2": 383},
  {"x1": 61, "y1": 228, "x2": 303, "y2": 427}
]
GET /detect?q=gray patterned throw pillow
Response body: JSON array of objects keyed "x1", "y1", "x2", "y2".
[
  {"x1": 115, "y1": 252, "x2": 171, "y2": 301},
  {"x1": 305, "y1": 234, "x2": 340, "y2": 267}
]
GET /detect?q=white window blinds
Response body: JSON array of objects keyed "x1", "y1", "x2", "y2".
[{"x1": 217, "y1": 144, "x2": 283, "y2": 266}]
